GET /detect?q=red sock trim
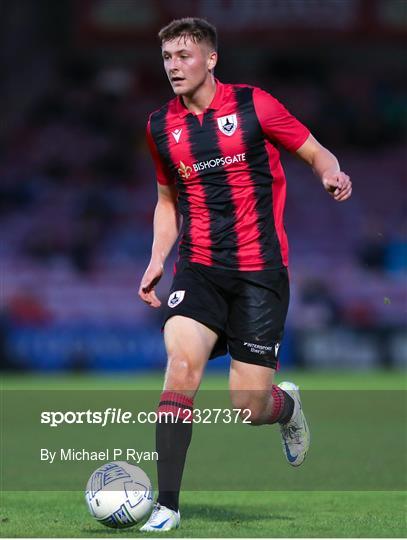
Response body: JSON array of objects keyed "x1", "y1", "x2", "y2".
[
  {"x1": 160, "y1": 391, "x2": 194, "y2": 407},
  {"x1": 270, "y1": 385, "x2": 285, "y2": 424},
  {"x1": 158, "y1": 391, "x2": 194, "y2": 421}
]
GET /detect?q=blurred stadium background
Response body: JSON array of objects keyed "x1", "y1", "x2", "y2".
[{"x1": 1, "y1": 0, "x2": 406, "y2": 375}]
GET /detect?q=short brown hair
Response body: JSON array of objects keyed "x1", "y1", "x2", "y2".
[{"x1": 158, "y1": 17, "x2": 217, "y2": 51}]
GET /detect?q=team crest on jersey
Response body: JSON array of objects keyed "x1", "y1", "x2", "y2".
[
  {"x1": 168, "y1": 290, "x2": 185, "y2": 308},
  {"x1": 217, "y1": 114, "x2": 238, "y2": 136}
]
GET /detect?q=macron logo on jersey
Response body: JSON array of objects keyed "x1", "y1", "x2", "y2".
[{"x1": 171, "y1": 129, "x2": 182, "y2": 143}]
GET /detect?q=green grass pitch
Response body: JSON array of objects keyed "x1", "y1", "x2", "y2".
[{"x1": 1, "y1": 371, "x2": 406, "y2": 538}]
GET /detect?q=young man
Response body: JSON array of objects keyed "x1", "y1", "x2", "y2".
[{"x1": 138, "y1": 17, "x2": 352, "y2": 531}]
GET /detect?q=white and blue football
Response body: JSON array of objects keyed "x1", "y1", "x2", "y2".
[{"x1": 85, "y1": 461, "x2": 153, "y2": 528}]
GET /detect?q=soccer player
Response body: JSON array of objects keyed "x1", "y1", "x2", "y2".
[{"x1": 138, "y1": 17, "x2": 352, "y2": 531}]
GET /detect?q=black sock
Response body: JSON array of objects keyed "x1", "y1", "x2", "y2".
[
  {"x1": 156, "y1": 391, "x2": 193, "y2": 512},
  {"x1": 279, "y1": 390, "x2": 295, "y2": 424}
]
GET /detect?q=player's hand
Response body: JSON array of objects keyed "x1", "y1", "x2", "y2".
[
  {"x1": 138, "y1": 261, "x2": 164, "y2": 308},
  {"x1": 322, "y1": 171, "x2": 352, "y2": 202}
]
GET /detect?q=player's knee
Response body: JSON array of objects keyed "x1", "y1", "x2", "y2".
[{"x1": 165, "y1": 354, "x2": 202, "y2": 391}]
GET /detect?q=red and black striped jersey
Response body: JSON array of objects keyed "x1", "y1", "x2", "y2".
[{"x1": 146, "y1": 80, "x2": 309, "y2": 271}]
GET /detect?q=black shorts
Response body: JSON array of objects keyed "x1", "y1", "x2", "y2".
[{"x1": 162, "y1": 261, "x2": 290, "y2": 369}]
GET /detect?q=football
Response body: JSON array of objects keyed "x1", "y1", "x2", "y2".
[{"x1": 85, "y1": 461, "x2": 153, "y2": 528}]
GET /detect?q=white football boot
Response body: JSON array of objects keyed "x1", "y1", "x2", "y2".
[
  {"x1": 278, "y1": 381, "x2": 310, "y2": 467},
  {"x1": 140, "y1": 503, "x2": 180, "y2": 532}
]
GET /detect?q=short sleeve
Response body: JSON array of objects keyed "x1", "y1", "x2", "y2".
[
  {"x1": 253, "y1": 87, "x2": 310, "y2": 152},
  {"x1": 146, "y1": 119, "x2": 175, "y2": 185}
]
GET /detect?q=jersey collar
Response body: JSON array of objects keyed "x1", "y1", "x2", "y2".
[{"x1": 176, "y1": 79, "x2": 224, "y2": 118}]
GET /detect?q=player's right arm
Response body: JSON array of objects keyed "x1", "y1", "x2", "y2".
[
  {"x1": 138, "y1": 183, "x2": 180, "y2": 307},
  {"x1": 138, "y1": 119, "x2": 180, "y2": 307}
]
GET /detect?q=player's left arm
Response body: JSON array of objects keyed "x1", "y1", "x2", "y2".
[
  {"x1": 295, "y1": 134, "x2": 352, "y2": 202},
  {"x1": 252, "y1": 88, "x2": 351, "y2": 202}
]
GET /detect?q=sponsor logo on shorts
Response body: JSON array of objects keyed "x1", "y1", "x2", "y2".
[
  {"x1": 243, "y1": 342, "x2": 274, "y2": 356},
  {"x1": 168, "y1": 290, "x2": 185, "y2": 308},
  {"x1": 242, "y1": 342, "x2": 280, "y2": 357}
]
